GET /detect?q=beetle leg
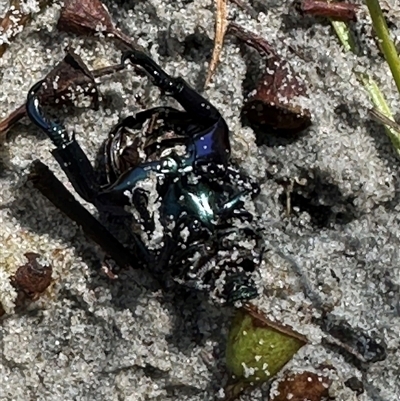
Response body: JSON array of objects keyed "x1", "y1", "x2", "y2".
[
  {"x1": 97, "y1": 156, "x2": 180, "y2": 206},
  {"x1": 26, "y1": 80, "x2": 99, "y2": 204},
  {"x1": 169, "y1": 238, "x2": 258, "y2": 303},
  {"x1": 217, "y1": 193, "x2": 252, "y2": 221},
  {"x1": 123, "y1": 49, "x2": 231, "y2": 170},
  {"x1": 122, "y1": 50, "x2": 221, "y2": 122}
]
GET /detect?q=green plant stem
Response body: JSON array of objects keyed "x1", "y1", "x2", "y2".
[
  {"x1": 365, "y1": 0, "x2": 400, "y2": 95},
  {"x1": 332, "y1": 20, "x2": 400, "y2": 157}
]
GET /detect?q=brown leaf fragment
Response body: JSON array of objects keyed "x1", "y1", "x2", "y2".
[
  {"x1": 205, "y1": 0, "x2": 228, "y2": 87},
  {"x1": 57, "y1": 0, "x2": 114, "y2": 36},
  {"x1": 243, "y1": 304, "x2": 308, "y2": 343},
  {"x1": 270, "y1": 371, "x2": 332, "y2": 401},
  {"x1": 11, "y1": 252, "x2": 52, "y2": 300},
  {"x1": 0, "y1": 48, "x2": 125, "y2": 140},
  {"x1": 39, "y1": 46, "x2": 100, "y2": 109},
  {"x1": 293, "y1": 0, "x2": 359, "y2": 22},
  {"x1": 57, "y1": 0, "x2": 143, "y2": 51},
  {"x1": 0, "y1": 252, "x2": 53, "y2": 316},
  {"x1": 0, "y1": 48, "x2": 97, "y2": 140},
  {"x1": 229, "y1": 23, "x2": 312, "y2": 137},
  {"x1": 38, "y1": 48, "x2": 99, "y2": 109}
]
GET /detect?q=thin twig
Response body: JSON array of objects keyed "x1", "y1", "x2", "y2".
[
  {"x1": 205, "y1": 0, "x2": 228, "y2": 87},
  {"x1": 369, "y1": 107, "x2": 400, "y2": 133},
  {"x1": 0, "y1": 105, "x2": 26, "y2": 139}
]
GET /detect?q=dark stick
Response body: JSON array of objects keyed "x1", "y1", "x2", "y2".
[
  {"x1": 28, "y1": 160, "x2": 136, "y2": 270},
  {"x1": 294, "y1": 0, "x2": 359, "y2": 22},
  {"x1": 0, "y1": 104, "x2": 26, "y2": 139},
  {"x1": 228, "y1": 22, "x2": 277, "y2": 57},
  {"x1": 91, "y1": 62, "x2": 126, "y2": 78}
]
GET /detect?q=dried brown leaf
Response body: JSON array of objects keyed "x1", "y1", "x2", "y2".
[
  {"x1": 229, "y1": 23, "x2": 312, "y2": 136},
  {"x1": 270, "y1": 371, "x2": 332, "y2": 401},
  {"x1": 11, "y1": 252, "x2": 52, "y2": 299},
  {"x1": 0, "y1": 105, "x2": 26, "y2": 139},
  {"x1": 0, "y1": 252, "x2": 53, "y2": 316},
  {"x1": 57, "y1": 0, "x2": 142, "y2": 51},
  {"x1": 39, "y1": 47, "x2": 100, "y2": 108},
  {"x1": 293, "y1": 0, "x2": 359, "y2": 22},
  {"x1": 57, "y1": 0, "x2": 114, "y2": 36}
]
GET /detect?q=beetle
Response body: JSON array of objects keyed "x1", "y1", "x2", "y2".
[{"x1": 26, "y1": 49, "x2": 263, "y2": 304}]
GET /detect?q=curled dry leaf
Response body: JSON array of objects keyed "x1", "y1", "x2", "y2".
[
  {"x1": 11, "y1": 252, "x2": 52, "y2": 299},
  {"x1": 229, "y1": 23, "x2": 312, "y2": 137},
  {"x1": 270, "y1": 371, "x2": 332, "y2": 401},
  {"x1": 0, "y1": 252, "x2": 53, "y2": 317},
  {"x1": 57, "y1": 0, "x2": 114, "y2": 36},
  {"x1": 0, "y1": 105, "x2": 26, "y2": 136},
  {"x1": 293, "y1": 0, "x2": 359, "y2": 22},
  {"x1": 224, "y1": 305, "x2": 307, "y2": 400},
  {"x1": 39, "y1": 46, "x2": 100, "y2": 109},
  {"x1": 57, "y1": 0, "x2": 142, "y2": 51}
]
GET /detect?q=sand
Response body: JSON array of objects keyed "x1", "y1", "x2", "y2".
[{"x1": 1, "y1": 0, "x2": 400, "y2": 400}]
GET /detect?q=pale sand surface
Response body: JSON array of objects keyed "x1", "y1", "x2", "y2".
[{"x1": 1, "y1": 1, "x2": 400, "y2": 400}]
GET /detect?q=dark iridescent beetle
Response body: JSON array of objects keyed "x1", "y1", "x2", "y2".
[{"x1": 26, "y1": 49, "x2": 262, "y2": 304}]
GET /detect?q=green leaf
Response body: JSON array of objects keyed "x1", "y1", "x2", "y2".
[{"x1": 226, "y1": 306, "x2": 307, "y2": 383}]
